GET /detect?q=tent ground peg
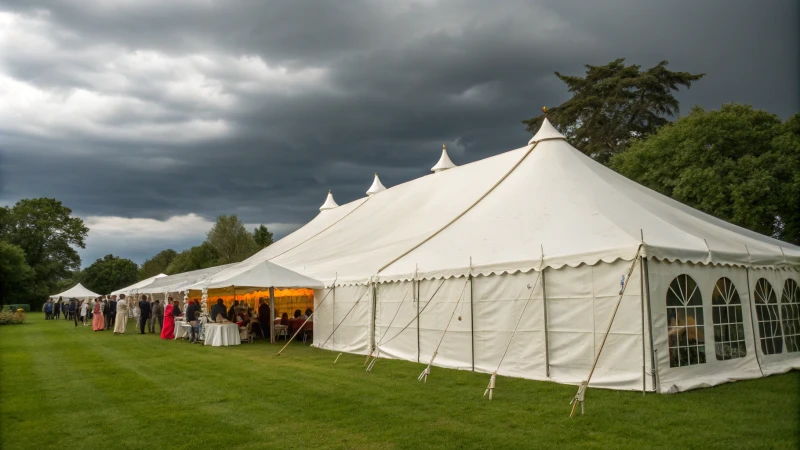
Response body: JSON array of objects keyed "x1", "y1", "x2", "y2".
[
  {"x1": 483, "y1": 372, "x2": 497, "y2": 400},
  {"x1": 418, "y1": 365, "x2": 431, "y2": 383},
  {"x1": 569, "y1": 381, "x2": 587, "y2": 418},
  {"x1": 333, "y1": 353, "x2": 342, "y2": 364}
]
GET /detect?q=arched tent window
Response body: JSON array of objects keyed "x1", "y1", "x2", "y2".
[
  {"x1": 667, "y1": 274, "x2": 706, "y2": 368},
  {"x1": 712, "y1": 277, "x2": 746, "y2": 361},
  {"x1": 754, "y1": 278, "x2": 782, "y2": 355},
  {"x1": 781, "y1": 279, "x2": 800, "y2": 353}
]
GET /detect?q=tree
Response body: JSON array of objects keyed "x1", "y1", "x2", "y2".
[
  {"x1": 139, "y1": 249, "x2": 177, "y2": 280},
  {"x1": 523, "y1": 59, "x2": 704, "y2": 163},
  {"x1": 0, "y1": 241, "x2": 35, "y2": 305},
  {"x1": 206, "y1": 215, "x2": 259, "y2": 264},
  {"x1": 253, "y1": 225, "x2": 274, "y2": 249},
  {"x1": 0, "y1": 198, "x2": 88, "y2": 306},
  {"x1": 82, "y1": 254, "x2": 139, "y2": 295},
  {"x1": 611, "y1": 104, "x2": 800, "y2": 245},
  {"x1": 165, "y1": 242, "x2": 220, "y2": 275}
]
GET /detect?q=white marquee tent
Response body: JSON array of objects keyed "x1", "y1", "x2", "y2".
[
  {"x1": 202, "y1": 119, "x2": 800, "y2": 393},
  {"x1": 136, "y1": 264, "x2": 237, "y2": 302},
  {"x1": 110, "y1": 273, "x2": 167, "y2": 297},
  {"x1": 51, "y1": 283, "x2": 100, "y2": 300}
]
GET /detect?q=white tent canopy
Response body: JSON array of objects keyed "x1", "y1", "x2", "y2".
[
  {"x1": 137, "y1": 264, "x2": 237, "y2": 296},
  {"x1": 110, "y1": 273, "x2": 167, "y2": 297},
  {"x1": 51, "y1": 283, "x2": 100, "y2": 300},
  {"x1": 190, "y1": 260, "x2": 324, "y2": 291}
]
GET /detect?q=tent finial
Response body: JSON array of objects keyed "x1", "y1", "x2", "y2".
[
  {"x1": 319, "y1": 190, "x2": 339, "y2": 211},
  {"x1": 529, "y1": 115, "x2": 565, "y2": 145},
  {"x1": 367, "y1": 173, "x2": 387, "y2": 196},
  {"x1": 431, "y1": 143, "x2": 457, "y2": 173}
]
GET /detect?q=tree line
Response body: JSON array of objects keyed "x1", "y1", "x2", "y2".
[
  {"x1": 0, "y1": 205, "x2": 273, "y2": 308},
  {"x1": 523, "y1": 59, "x2": 799, "y2": 246}
]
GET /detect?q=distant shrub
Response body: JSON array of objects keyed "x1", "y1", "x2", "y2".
[
  {"x1": 0, "y1": 310, "x2": 26, "y2": 325},
  {"x1": 3, "y1": 304, "x2": 30, "y2": 312}
]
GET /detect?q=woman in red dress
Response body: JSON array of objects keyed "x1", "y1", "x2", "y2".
[{"x1": 161, "y1": 302, "x2": 175, "y2": 339}]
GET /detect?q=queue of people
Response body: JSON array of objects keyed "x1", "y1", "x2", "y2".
[{"x1": 49, "y1": 293, "x2": 314, "y2": 345}]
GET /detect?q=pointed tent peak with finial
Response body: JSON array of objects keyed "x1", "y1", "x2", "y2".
[
  {"x1": 431, "y1": 143, "x2": 457, "y2": 173},
  {"x1": 319, "y1": 190, "x2": 339, "y2": 211},
  {"x1": 528, "y1": 116, "x2": 565, "y2": 145},
  {"x1": 366, "y1": 173, "x2": 387, "y2": 196}
]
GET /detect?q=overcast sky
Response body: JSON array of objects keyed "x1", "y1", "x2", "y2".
[{"x1": 0, "y1": 0, "x2": 798, "y2": 267}]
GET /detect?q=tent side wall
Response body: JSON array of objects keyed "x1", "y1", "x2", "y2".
[
  {"x1": 647, "y1": 260, "x2": 799, "y2": 393},
  {"x1": 313, "y1": 284, "x2": 372, "y2": 355}
]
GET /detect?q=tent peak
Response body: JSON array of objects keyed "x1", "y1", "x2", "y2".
[
  {"x1": 431, "y1": 144, "x2": 457, "y2": 173},
  {"x1": 319, "y1": 190, "x2": 339, "y2": 211},
  {"x1": 528, "y1": 117, "x2": 565, "y2": 144},
  {"x1": 366, "y1": 173, "x2": 387, "y2": 196}
]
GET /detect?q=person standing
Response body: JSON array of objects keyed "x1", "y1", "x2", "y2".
[
  {"x1": 114, "y1": 296, "x2": 129, "y2": 334},
  {"x1": 138, "y1": 295, "x2": 151, "y2": 335},
  {"x1": 92, "y1": 298, "x2": 105, "y2": 331},
  {"x1": 109, "y1": 295, "x2": 117, "y2": 328},
  {"x1": 185, "y1": 300, "x2": 199, "y2": 343},
  {"x1": 54, "y1": 299, "x2": 61, "y2": 320},
  {"x1": 257, "y1": 298, "x2": 270, "y2": 339},
  {"x1": 69, "y1": 299, "x2": 78, "y2": 327},
  {"x1": 80, "y1": 300, "x2": 89, "y2": 326},
  {"x1": 151, "y1": 300, "x2": 164, "y2": 333},
  {"x1": 103, "y1": 298, "x2": 111, "y2": 330},
  {"x1": 160, "y1": 300, "x2": 176, "y2": 340},
  {"x1": 44, "y1": 300, "x2": 53, "y2": 320}
]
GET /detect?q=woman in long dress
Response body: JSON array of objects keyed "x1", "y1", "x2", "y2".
[
  {"x1": 161, "y1": 302, "x2": 175, "y2": 339},
  {"x1": 91, "y1": 299, "x2": 105, "y2": 331},
  {"x1": 114, "y1": 298, "x2": 128, "y2": 334}
]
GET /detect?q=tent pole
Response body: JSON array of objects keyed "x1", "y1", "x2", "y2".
[
  {"x1": 269, "y1": 287, "x2": 275, "y2": 344},
  {"x1": 542, "y1": 267, "x2": 550, "y2": 378},
  {"x1": 469, "y1": 257, "x2": 475, "y2": 372},
  {"x1": 642, "y1": 257, "x2": 657, "y2": 392},
  {"x1": 371, "y1": 279, "x2": 378, "y2": 356},
  {"x1": 416, "y1": 266, "x2": 421, "y2": 364},
  {"x1": 639, "y1": 256, "x2": 646, "y2": 395},
  {"x1": 744, "y1": 265, "x2": 765, "y2": 377}
]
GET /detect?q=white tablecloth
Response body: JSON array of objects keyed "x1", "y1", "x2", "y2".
[
  {"x1": 175, "y1": 321, "x2": 190, "y2": 340},
  {"x1": 204, "y1": 323, "x2": 241, "y2": 346}
]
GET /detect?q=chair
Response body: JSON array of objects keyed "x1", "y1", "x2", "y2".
[
  {"x1": 239, "y1": 323, "x2": 253, "y2": 344},
  {"x1": 301, "y1": 321, "x2": 314, "y2": 344}
]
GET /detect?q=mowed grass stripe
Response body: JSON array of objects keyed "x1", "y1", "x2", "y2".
[{"x1": 1, "y1": 314, "x2": 798, "y2": 449}]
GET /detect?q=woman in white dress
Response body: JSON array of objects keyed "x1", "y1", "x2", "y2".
[
  {"x1": 114, "y1": 298, "x2": 129, "y2": 334},
  {"x1": 79, "y1": 300, "x2": 89, "y2": 326}
]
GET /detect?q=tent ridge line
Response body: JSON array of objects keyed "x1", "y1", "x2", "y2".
[
  {"x1": 266, "y1": 196, "x2": 372, "y2": 264},
  {"x1": 377, "y1": 141, "x2": 541, "y2": 275}
]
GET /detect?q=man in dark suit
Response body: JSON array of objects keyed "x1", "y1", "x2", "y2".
[
  {"x1": 210, "y1": 298, "x2": 227, "y2": 323},
  {"x1": 138, "y1": 295, "x2": 151, "y2": 335},
  {"x1": 109, "y1": 295, "x2": 117, "y2": 328},
  {"x1": 103, "y1": 298, "x2": 111, "y2": 330}
]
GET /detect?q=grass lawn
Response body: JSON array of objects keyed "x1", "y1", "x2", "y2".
[{"x1": 1, "y1": 314, "x2": 798, "y2": 449}]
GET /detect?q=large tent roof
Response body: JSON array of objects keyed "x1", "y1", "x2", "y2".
[
  {"x1": 138, "y1": 264, "x2": 237, "y2": 294},
  {"x1": 51, "y1": 283, "x2": 100, "y2": 299},
  {"x1": 110, "y1": 273, "x2": 167, "y2": 296},
  {"x1": 224, "y1": 119, "x2": 800, "y2": 285},
  {"x1": 190, "y1": 260, "x2": 324, "y2": 291}
]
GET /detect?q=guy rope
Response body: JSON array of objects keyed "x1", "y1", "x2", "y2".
[
  {"x1": 417, "y1": 276, "x2": 471, "y2": 383},
  {"x1": 364, "y1": 283, "x2": 412, "y2": 371},
  {"x1": 315, "y1": 284, "x2": 372, "y2": 362},
  {"x1": 275, "y1": 286, "x2": 334, "y2": 356},
  {"x1": 569, "y1": 245, "x2": 643, "y2": 417}
]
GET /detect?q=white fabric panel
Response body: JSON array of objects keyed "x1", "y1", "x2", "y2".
[
  {"x1": 545, "y1": 259, "x2": 646, "y2": 390},
  {"x1": 649, "y1": 260, "x2": 767, "y2": 393},
  {"x1": 142, "y1": 264, "x2": 237, "y2": 295},
  {"x1": 374, "y1": 281, "x2": 419, "y2": 362},
  {"x1": 109, "y1": 274, "x2": 166, "y2": 297},
  {"x1": 51, "y1": 283, "x2": 100, "y2": 299},
  {"x1": 312, "y1": 288, "x2": 334, "y2": 350},
  {"x1": 324, "y1": 285, "x2": 371, "y2": 355},
  {"x1": 749, "y1": 267, "x2": 800, "y2": 375},
  {"x1": 418, "y1": 277, "x2": 473, "y2": 370},
  {"x1": 193, "y1": 260, "x2": 324, "y2": 291},
  {"x1": 472, "y1": 271, "x2": 546, "y2": 380}
]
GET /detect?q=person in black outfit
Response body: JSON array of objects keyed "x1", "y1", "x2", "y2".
[
  {"x1": 257, "y1": 298, "x2": 270, "y2": 338},
  {"x1": 210, "y1": 299, "x2": 227, "y2": 322},
  {"x1": 185, "y1": 300, "x2": 199, "y2": 343},
  {"x1": 138, "y1": 295, "x2": 151, "y2": 334},
  {"x1": 103, "y1": 299, "x2": 111, "y2": 330},
  {"x1": 227, "y1": 300, "x2": 239, "y2": 322}
]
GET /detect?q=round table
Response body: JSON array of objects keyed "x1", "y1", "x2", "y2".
[
  {"x1": 174, "y1": 320, "x2": 190, "y2": 340},
  {"x1": 204, "y1": 323, "x2": 241, "y2": 346}
]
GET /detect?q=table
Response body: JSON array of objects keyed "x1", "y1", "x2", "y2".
[
  {"x1": 204, "y1": 323, "x2": 241, "y2": 346},
  {"x1": 175, "y1": 321, "x2": 191, "y2": 340}
]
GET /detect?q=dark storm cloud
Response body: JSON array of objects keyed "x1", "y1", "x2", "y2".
[{"x1": 0, "y1": 0, "x2": 797, "y2": 265}]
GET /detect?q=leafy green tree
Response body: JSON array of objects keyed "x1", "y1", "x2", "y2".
[
  {"x1": 0, "y1": 198, "x2": 88, "y2": 306},
  {"x1": 165, "y1": 242, "x2": 220, "y2": 274},
  {"x1": 524, "y1": 59, "x2": 704, "y2": 163},
  {"x1": 82, "y1": 254, "x2": 139, "y2": 294},
  {"x1": 253, "y1": 225, "x2": 274, "y2": 249},
  {"x1": 139, "y1": 249, "x2": 177, "y2": 280},
  {"x1": 611, "y1": 104, "x2": 800, "y2": 245},
  {"x1": 0, "y1": 241, "x2": 35, "y2": 305},
  {"x1": 206, "y1": 215, "x2": 258, "y2": 264}
]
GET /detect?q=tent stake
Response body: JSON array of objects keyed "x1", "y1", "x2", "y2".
[
  {"x1": 483, "y1": 372, "x2": 497, "y2": 400},
  {"x1": 418, "y1": 364, "x2": 431, "y2": 383},
  {"x1": 334, "y1": 353, "x2": 342, "y2": 364},
  {"x1": 416, "y1": 277, "x2": 470, "y2": 383},
  {"x1": 569, "y1": 245, "x2": 642, "y2": 418}
]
